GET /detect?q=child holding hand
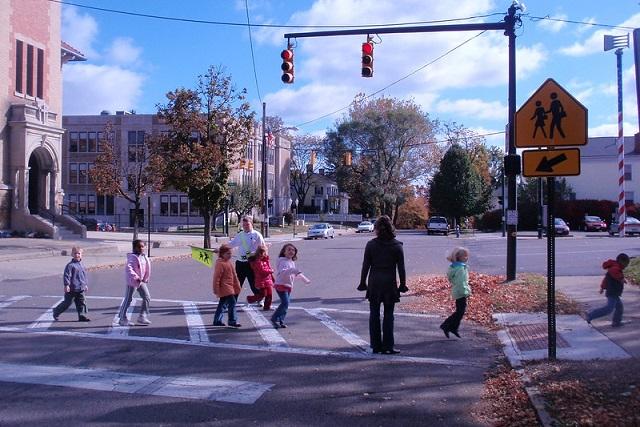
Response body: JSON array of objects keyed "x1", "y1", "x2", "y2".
[
  {"x1": 248, "y1": 245, "x2": 275, "y2": 310},
  {"x1": 212, "y1": 244, "x2": 242, "y2": 328}
]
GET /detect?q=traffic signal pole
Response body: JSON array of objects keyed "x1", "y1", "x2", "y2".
[{"x1": 284, "y1": 5, "x2": 522, "y2": 280}]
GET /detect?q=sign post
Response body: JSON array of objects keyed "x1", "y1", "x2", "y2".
[{"x1": 516, "y1": 78, "x2": 587, "y2": 360}]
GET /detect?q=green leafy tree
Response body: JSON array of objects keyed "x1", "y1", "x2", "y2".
[
  {"x1": 229, "y1": 182, "x2": 261, "y2": 220},
  {"x1": 153, "y1": 65, "x2": 254, "y2": 248},
  {"x1": 90, "y1": 124, "x2": 164, "y2": 239},
  {"x1": 323, "y1": 94, "x2": 438, "y2": 221},
  {"x1": 429, "y1": 144, "x2": 485, "y2": 224}
]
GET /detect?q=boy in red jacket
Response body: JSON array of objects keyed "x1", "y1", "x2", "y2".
[{"x1": 587, "y1": 253, "x2": 630, "y2": 327}]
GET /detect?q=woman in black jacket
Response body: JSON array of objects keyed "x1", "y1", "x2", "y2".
[{"x1": 358, "y1": 215, "x2": 408, "y2": 354}]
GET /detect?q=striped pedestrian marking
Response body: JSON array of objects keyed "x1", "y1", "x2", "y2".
[
  {"x1": 28, "y1": 298, "x2": 63, "y2": 330},
  {"x1": 108, "y1": 298, "x2": 137, "y2": 336},
  {"x1": 182, "y1": 302, "x2": 209, "y2": 343},
  {"x1": 305, "y1": 308, "x2": 369, "y2": 352},
  {"x1": 242, "y1": 305, "x2": 288, "y2": 348},
  {"x1": 0, "y1": 295, "x2": 29, "y2": 310},
  {"x1": 0, "y1": 362, "x2": 273, "y2": 404}
]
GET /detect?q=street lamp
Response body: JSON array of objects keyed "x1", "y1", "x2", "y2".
[{"x1": 604, "y1": 33, "x2": 630, "y2": 237}]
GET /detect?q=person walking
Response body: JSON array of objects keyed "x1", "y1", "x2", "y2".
[
  {"x1": 357, "y1": 215, "x2": 408, "y2": 355},
  {"x1": 440, "y1": 247, "x2": 471, "y2": 339},
  {"x1": 547, "y1": 92, "x2": 566, "y2": 139},
  {"x1": 229, "y1": 215, "x2": 265, "y2": 303},
  {"x1": 248, "y1": 245, "x2": 275, "y2": 310},
  {"x1": 272, "y1": 243, "x2": 308, "y2": 329},
  {"x1": 53, "y1": 247, "x2": 90, "y2": 322},
  {"x1": 117, "y1": 239, "x2": 151, "y2": 326},
  {"x1": 212, "y1": 244, "x2": 242, "y2": 328},
  {"x1": 587, "y1": 253, "x2": 630, "y2": 327}
]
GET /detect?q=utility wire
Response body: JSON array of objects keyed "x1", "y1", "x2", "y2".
[
  {"x1": 526, "y1": 15, "x2": 635, "y2": 31},
  {"x1": 49, "y1": 0, "x2": 502, "y2": 29},
  {"x1": 244, "y1": 0, "x2": 262, "y2": 102},
  {"x1": 293, "y1": 30, "x2": 488, "y2": 129}
]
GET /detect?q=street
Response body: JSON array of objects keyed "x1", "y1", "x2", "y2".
[{"x1": 0, "y1": 231, "x2": 637, "y2": 425}]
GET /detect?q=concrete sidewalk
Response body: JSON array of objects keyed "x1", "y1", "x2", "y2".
[
  {"x1": 0, "y1": 231, "x2": 301, "y2": 282},
  {"x1": 495, "y1": 275, "x2": 640, "y2": 366}
]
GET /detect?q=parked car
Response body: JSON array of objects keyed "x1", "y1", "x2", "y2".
[
  {"x1": 307, "y1": 223, "x2": 335, "y2": 239},
  {"x1": 609, "y1": 216, "x2": 640, "y2": 236},
  {"x1": 554, "y1": 218, "x2": 570, "y2": 236},
  {"x1": 426, "y1": 216, "x2": 449, "y2": 235},
  {"x1": 356, "y1": 221, "x2": 374, "y2": 233},
  {"x1": 582, "y1": 215, "x2": 607, "y2": 232}
]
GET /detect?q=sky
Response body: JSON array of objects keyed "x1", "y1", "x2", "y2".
[{"x1": 59, "y1": 0, "x2": 640, "y2": 148}]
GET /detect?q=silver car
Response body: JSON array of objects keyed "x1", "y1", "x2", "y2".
[
  {"x1": 307, "y1": 223, "x2": 335, "y2": 239},
  {"x1": 357, "y1": 221, "x2": 374, "y2": 233},
  {"x1": 609, "y1": 216, "x2": 640, "y2": 236}
]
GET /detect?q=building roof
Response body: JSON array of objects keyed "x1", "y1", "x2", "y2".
[
  {"x1": 61, "y1": 41, "x2": 86, "y2": 62},
  {"x1": 580, "y1": 136, "x2": 638, "y2": 160}
]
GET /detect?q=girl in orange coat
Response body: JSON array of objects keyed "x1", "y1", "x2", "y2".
[
  {"x1": 247, "y1": 245, "x2": 274, "y2": 310},
  {"x1": 212, "y1": 244, "x2": 242, "y2": 327}
]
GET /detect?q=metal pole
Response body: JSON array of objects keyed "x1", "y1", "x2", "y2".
[
  {"x1": 505, "y1": 5, "x2": 518, "y2": 281},
  {"x1": 547, "y1": 176, "x2": 556, "y2": 360},
  {"x1": 262, "y1": 102, "x2": 269, "y2": 238},
  {"x1": 147, "y1": 196, "x2": 151, "y2": 257},
  {"x1": 501, "y1": 174, "x2": 506, "y2": 237},
  {"x1": 616, "y1": 48, "x2": 626, "y2": 237},
  {"x1": 633, "y1": 29, "x2": 640, "y2": 132},
  {"x1": 538, "y1": 177, "x2": 543, "y2": 239}
]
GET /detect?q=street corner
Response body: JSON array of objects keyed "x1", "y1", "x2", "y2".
[{"x1": 493, "y1": 312, "x2": 631, "y2": 367}]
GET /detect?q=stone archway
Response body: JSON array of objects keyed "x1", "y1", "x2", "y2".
[{"x1": 27, "y1": 147, "x2": 55, "y2": 215}]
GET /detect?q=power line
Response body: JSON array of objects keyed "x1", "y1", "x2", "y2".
[
  {"x1": 49, "y1": 0, "x2": 503, "y2": 30},
  {"x1": 293, "y1": 30, "x2": 489, "y2": 129},
  {"x1": 526, "y1": 15, "x2": 635, "y2": 31},
  {"x1": 244, "y1": 0, "x2": 262, "y2": 103}
]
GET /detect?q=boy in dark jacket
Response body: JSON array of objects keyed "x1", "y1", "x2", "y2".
[
  {"x1": 587, "y1": 253, "x2": 630, "y2": 327},
  {"x1": 53, "y1": 247, "x2": 90, "y2": 322}
]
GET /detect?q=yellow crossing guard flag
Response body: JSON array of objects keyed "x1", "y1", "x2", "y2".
[{"x1": 190, "y1": 246, "x2": 214, "y2": 268}]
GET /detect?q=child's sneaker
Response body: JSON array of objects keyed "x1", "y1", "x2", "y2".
[
  {"x1": 137, "y1": 316, "x2": 151, "y2": 326},
  {"x1": 228, "y1": 322, "x2": 242, "y2": 328},
  {"x1": 271, "y1": 319, "x2": 280, "y2": 329},
  {"x1": 278, "y1": 321, "x2": 287, "y2": 329},
  {"x1": 212, "y1": 321, "x2": 226, "y2": 327},
  {"x1": 52, "y1": 313, "x2": 59, "y2": 321},
  {"x1": 118, "y1": 318, "x2": 133, "y2": 326},
  {"x1": 78, "y1": 315, "x2": 91, "y2": 322}
]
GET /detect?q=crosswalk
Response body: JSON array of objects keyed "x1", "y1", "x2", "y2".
[{"x1": 0, "y1": 294, "x2": 483, "y2": 367}]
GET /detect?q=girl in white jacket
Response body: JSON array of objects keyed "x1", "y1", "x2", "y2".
[{"x1": 271, "y1": 243, "x2": 308, "y2": 328}]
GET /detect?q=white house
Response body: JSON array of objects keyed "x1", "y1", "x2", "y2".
[
  {"x1": 563, "y1": 136, "x2": 638, "y2": 204},
  {"x1": 297, "y1": 171, "x2": 349, "y2": 214}
]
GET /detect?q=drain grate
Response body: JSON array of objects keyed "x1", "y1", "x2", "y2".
[{"x1": 508, "y1": 323, "x2": 569, "y2": 351}]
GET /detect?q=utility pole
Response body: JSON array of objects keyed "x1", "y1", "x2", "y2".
[
  {"x1": 283, "y1": 3, "x2": 523, "y2": 280},
  {"x1": 262, "y1": 102, "x2": 269, "y2": 238}
]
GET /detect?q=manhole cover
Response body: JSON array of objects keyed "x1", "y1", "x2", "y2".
[{"x1": 508, "y1": 323, "x2": 569, "y2": 351}]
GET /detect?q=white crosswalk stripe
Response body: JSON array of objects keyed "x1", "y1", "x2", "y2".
[
  {"x1": 182, "y1": 302, "x2": 209, "y2": 343},
  {"x1": 243, "y1": 305, "x2": 288, "y2": 348},
  {"x1": 305, "y1": 308, "x2": 369, "y2": 352},
  {"x1": 0, "y1": 295, "x2": 29, "y2": 310},
  {"x1": 28, "y1": 298, "x2": 63, "y2": 330}
]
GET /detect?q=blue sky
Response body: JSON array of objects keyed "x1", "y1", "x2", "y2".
[{"x1": 60, "y1": 0, "x2": 639, "y2": 147}]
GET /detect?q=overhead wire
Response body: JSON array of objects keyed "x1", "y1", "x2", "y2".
[
  {"x1": 526, "y1": 15, "x2": 636, "y2": 31},
  {"x1": 244, "y1": 0, "x2": 262, "y2": 103}
]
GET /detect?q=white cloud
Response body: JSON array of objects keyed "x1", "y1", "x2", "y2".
[
  {"x1": 536, "y1": 14, "x2": 568, "y2": 33},
  {"x1": 105, "y1": 37, "x2": 142, "y2": 66},
  {"x1": 63, "y1": 64, "x2": 145, "y2": 115},
  {"x1": 559, "y1": 13, "x2": 640, "y2": 57},
  {"x1": 61, "y1": 6, "x2": 99, "y2": 59},
  {"x1": 436, "y1": 98, "x2": 507, "y2": 120},
  {"x1": 589, "y1": 121, "x2": 639, "y2": 137},
  {"x1": 469, "y1": 126, "x2": 506, "y2": 149}
]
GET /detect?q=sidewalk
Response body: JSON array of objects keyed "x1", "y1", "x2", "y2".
[
  {"x1": 495, "y1": 275, "x2": 639, "y2": 367},
  {"x1": 0, "y1": 231, "x2": 301, "y2": 282}
]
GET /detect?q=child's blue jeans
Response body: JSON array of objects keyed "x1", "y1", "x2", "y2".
[
  {"x1": 272, "y1": 290, "x2": 290, "y2": 323},
  {"x1": 214, "y1": 295, "x2": 237, "y2": 325},
  {"x1": 587, "y1": 296, "x2": 623, "y2": 326}
]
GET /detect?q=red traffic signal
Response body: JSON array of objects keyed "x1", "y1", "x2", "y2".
[
  {"x1": 281, "y1": 48, "x2": 294, "y2": 84},
  {"x1": 361, "y1": 41, "x2": 373, "y2": 78}
]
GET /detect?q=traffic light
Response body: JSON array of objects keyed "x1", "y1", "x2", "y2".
[
  {"x1": 343, "y1": 151, "x2": 352, "y2": 166},
  {"x1": 361, "y1": 40, "x2": 373, "y2": 78},
  {"x1": 239, "y1": 159, "x2": 247, "y2": 169},
  {"x1": 281, "y1": 47, "x2": 294, "y2": 84},
  {"x1": 248, "y1": 160, "x2": 254, "y2": 169}
]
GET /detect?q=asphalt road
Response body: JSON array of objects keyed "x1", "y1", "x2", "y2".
[{"x1": 0, "y1": 230, "x2": 636, "y2": 426}]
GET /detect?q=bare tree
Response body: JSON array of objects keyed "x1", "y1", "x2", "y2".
[
  {"x1": 290, "y1": 134, "x2": 322, "y2": 211},
  {"x1": 90, "y1": 124, "x2": 164, "y2": 239}
]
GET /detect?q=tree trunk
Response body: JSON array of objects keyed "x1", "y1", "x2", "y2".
[
  {"x1": 133, "y1": 199, "x2": 140, "y2": 240},
  {"x1": 203, "y1": 213, "x2": 211, "y2": 248}
]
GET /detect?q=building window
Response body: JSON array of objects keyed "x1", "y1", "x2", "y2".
[
  {"x1": 36, "y1": 48, "x2": 44, "y2": 99},
  {"x1": 268, "y1": 173, "x2": 275, "y2": 191},
  {"x1": 96, "y1": 194, "x2": 114, "y2": 215},
  {"x1": 78, "y1": 194, "x2": 87, "y2": 214},
  {"x1": 79, "y1": 132, "x2": 88, "y2": 152},
  {"x1": 180, "y1": 196, "x2": 189, "y2": 216},
  {"x1": 160, "y1": 195, "x2": 169, "y2": 216},
  {"x1": 15, "y1": 40, "x2": 23, "y2": 94},
  {"x1": 625, "y1": 164, "x2": 632, "y2": 181},
  {"x1": 26, "y1": 44, "x2": 34, "y2": 97},
  {"x1": 78, "y1": 163, "x2": 88, "y2": 184},
  {"x1": 67, "y1": 194, "x2": 77, "y2": 213},
  {"x1": 69, "y1": 163, "x2": 78, "y2": 184},
  {"x1": 69, "y1": 132, "x2": 78, "y2": 152},
  {"x1": 128, "y1": 130, "x2": 146, "y2": 162},
  {"x1": 87, "y1": 194, "x2": 96, "y2": 215},
  {"x1": 88, "y1": 132, "x2": 97, "y2": 152},
  {"x1": 170, "y1": 195, "x2": 179, "y2": 216},
  {"x1": 88, "y1": 163, "x2": 95, "y2": 184},
  {"x1": 190, "y1": 199, "x2": 200, "y2": 216},
  {"x1": 626, "y1": 191, "x2": 634, "y2": 205},
  {"x1": 268, "y1": 148, "x2": 275, "y2": 165}
]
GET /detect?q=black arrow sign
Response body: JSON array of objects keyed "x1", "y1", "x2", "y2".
[{"x1": 536, "y1": 153, "x2": 568, "y2": 172}]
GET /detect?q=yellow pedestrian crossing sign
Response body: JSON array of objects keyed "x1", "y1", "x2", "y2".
[
  {"x1": 190, "y1": 246, "x2": 214, "y2": 268},
  {"x1": 515, "y1": 78, "x2": 588, "y2": 148}
]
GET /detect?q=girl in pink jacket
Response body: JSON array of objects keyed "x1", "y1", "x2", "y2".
[
  {"x1": 271, "y1": 243, "x2": 308, "y2": 329},
  {"x1": 117, "y1": 239, "x2": 151, "y2": 326}
]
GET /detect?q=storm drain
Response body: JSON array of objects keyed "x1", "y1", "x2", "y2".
[{"x1": 507, "y1": 323, "x2": 570, "y2": 351}]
